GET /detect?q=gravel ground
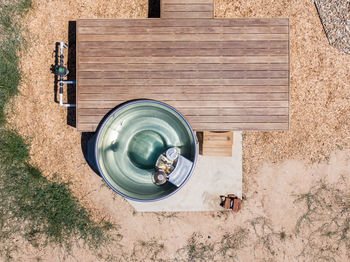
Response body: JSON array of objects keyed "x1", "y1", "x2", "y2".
[{"x1": 314, "y1": 0, "x2": 350, "y2": 54}]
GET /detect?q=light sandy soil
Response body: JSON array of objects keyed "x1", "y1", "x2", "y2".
[{"x1": 5, "y1": 0, "x2": 350, "y2": 261}]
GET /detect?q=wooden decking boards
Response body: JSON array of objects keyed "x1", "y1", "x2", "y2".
[{"x1": 76, "y1": 1, "x2": 290, "y2": 132}]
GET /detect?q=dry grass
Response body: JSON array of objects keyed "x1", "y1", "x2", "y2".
[
  {"x1": 294, "y1": 182, "x2": 350, "y2": 260},
  {"x1": 131, "y1": 238, "x2": 166, "y2": 262},
  {"x1": 0, "y1": 2, "x2": 114, "y2": 259},
  {"x1": 175, "y1": 228, "x2": 248, "y2": 261}
]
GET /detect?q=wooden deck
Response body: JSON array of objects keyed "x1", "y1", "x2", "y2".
[{"x1": 76, "y1": 4, "x2": 289, "y2": 132}]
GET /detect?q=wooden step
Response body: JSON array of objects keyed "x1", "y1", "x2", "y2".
[
  {"x1": 201, "y1": 131, "x2": 233, "y2": 157},
  {"x1": 161, "y1": 0, "x2": 214, "y2": 19}
]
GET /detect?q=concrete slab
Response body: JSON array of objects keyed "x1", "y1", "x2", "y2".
[{"x1": 127, "y1": 132, "x2": 242, "y2": 212}]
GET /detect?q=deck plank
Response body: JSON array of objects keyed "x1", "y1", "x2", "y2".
[
  {"x1": 78, "y1": 85, "x2": 289, "y2": 93},
  {"x1": 79, "y1": 115, "x2": 288, "y2": 124},
  {"x1": 78, "y1": 56, "x2": 288, "y2": 64},
  {"x1": 78, "y1": 78, "x2": 288, "y2": 86},
  {"x1": 77, "y1": 100, "x2": 289, "y2": 109},
  {"x1": 162, "y1": 0, "x2": 214, "y2": 4},
  {"x1": 77, "y1": 122, "x2": 289, "y2": 132},
  {"x1": 78, "y1": 26, "x2": 288, "y2": 35},
  {"x1": 78, "y1": 93, "x2": 289, "y2": 101},
  {"x1": 78, "y1": 63, "x2": 289, "y2": 72},
  {"x1": 161, "y1": 11, "x2": 213, "y2": 19},
  {"x1": 79, "y1": 48, "x2": 287, "y2": 57},
  {"x1": 78, "y1": 41, "x2": 289, "y2": 49},
  {"x1": 78, "y1": 18, "x2": 289, "y2": 27},
  {"x1": 78, "y1": 34, "x2": 288, "y2": 41},
  {"x1": 78, "y1": 71, "x2": 288, "y2": 79},
  {"x1": 163, "y1": 4, "x2": 213, "y2": 12},
  {"x1": 78, "y1": 107, "x2": 289, "y2": 116}
]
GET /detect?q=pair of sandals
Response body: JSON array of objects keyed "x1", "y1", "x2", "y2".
[{"x1": 220, "y1": 194, "x2": 242, "y2": 212}]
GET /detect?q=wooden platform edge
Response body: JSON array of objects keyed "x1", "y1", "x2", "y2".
[
  {"x1": 288, "y1": 18, "x2": 290, "y2": 131},
  {"x1": 76, "y1": 19, "x2": 80, "y2": 130}
]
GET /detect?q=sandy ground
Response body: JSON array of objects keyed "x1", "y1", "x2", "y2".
[{"x1": 5, "y1": 0, "x2": 350, "y2": 261}]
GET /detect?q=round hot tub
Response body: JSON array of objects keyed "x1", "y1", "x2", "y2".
[{"x1": 95, "y1": 100, "x2": 197, "y2": 202}]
